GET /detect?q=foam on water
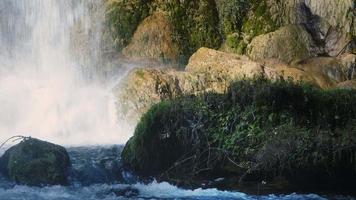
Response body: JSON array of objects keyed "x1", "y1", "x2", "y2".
[
  {"x1": 0, "y1": 181, "x2": 331, "y2": 200},
  {"x1": 0, "y1": 145, "x2": 346, "y2": 200}
]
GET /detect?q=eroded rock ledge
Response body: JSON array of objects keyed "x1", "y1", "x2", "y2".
[{"x1": 115, "y1": 48, "x2": 356, "y2": 123}]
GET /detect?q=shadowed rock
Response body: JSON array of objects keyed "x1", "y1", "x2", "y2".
[{"x1": 0, "y1": 138, "x2": 70, "y2": 186}]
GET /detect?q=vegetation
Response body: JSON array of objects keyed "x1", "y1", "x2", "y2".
[
  {"x1": 105, "y1": 0, "x2": 281, "y2": 61},
  {"x1": 163, "y1": 0, "x2": 222, "y2": 62},
  {"x1": 122, "y1": 78, "x2": 356, "y2": 189},
  {"x1": 106, "y1": 0, "x2": 151, "y2": 51}
]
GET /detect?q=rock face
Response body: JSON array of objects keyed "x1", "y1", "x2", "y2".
[
  {"x1": 338, "y1": 80, "x2": 356, "y2": 89},
  {"x1": 0, "y1": 138, "x2": 70, "y2": 186},
  {"x1": 247, "y1": 25, "x2": 319, "y2": 63},
  {"x1": 186, "y1": 47, "x2": 264, "y2": 78},
  {"x1": 115, "y1": 48, "x2": 266, "y2": 122},
  {"x1": 116, "y1": 48, "x2": 356, "y2": 123},
  {"x1": 122, "y1": 12, "x2": 180, "y2": 63},
  {"x1": 106, "y1": 0, "x2": 355, "y2": 63}
]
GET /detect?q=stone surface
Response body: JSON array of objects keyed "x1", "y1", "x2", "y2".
[
  {"x1": 247, "y1": 25, "x2": 320, "y2": 64},
  {"x1": 337, "y1": 80, "x2": 356, "y2": 90},
  {"x1": 107, "y1": 0, "x2": 356, "y2": 63},
  {"x1": 0, "y1": 138, "x2": 70, "y2": 186},
  {"x1": 122, "y1": 12, "x2": 180, "y2": 63},
  {"x1": 117, "y1": 48, "x2": 355, "y2": 123}
]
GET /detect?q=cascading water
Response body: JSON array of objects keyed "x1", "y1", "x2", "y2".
[
  {"x1": 0, "y1": 0, "x2": 132, "y2": 145},
  {"x1": 0, "y1": 1, "x2": 347, "y2": 200}
]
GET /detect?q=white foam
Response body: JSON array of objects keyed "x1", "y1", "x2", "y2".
[
  {"x1": 134, "y1": 180, "x2": 250, "y2": 199},
  {"x1": 0, "y1": 181, "x2": 330, "y2": 200},
  {"x1": 0, "y1": 0, "x2": 133, "y2": 145}
]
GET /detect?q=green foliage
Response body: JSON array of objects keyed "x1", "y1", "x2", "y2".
[
  {"x1": 123, "y1": 78, "x2": 356, "y2": 187},
  {"x1": 105, "y1": 0, "x2": 281, "y2": 60},
  {"x1": 164, "y1": 0, "x2": 222, "y2": 62},
  {"x1": 215, "y1": 0, "x2": 249, "y2": 36},
  {"x1": 106, "y1": 0, "x2": 151, "y2": 50},
  {"x1": 225, "y1": 33, "x2": 247, "y2": 54},
  {"x1": 241, "y1": 0, "x2": 277, "y2": 39},
  {"x1": 106, "y1": 0, "x2": 223, "y2": 62}
]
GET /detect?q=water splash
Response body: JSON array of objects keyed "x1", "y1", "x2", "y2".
[
  {"x1": 0, "y1": 181, "x2": 330, "y2": 200},
  {"x1": 0, "y1": 0, "x2": 131, "y2": 145}
]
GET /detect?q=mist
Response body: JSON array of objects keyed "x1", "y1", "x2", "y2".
[{"x1": 0, "y1": 0, "x2": 132, "y2": 145}]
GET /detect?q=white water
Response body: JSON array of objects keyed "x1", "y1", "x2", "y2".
[
  {"x1": 0, "y1": 181, "x2": 330, "y2": 200},
  {"x1": 0, "y1": 146, "x2": 342, "y2": 200},
  {"x1": 0, "y1": 0, "x2": 132, "y2": 145}
]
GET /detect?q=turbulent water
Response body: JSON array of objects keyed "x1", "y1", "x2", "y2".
[{"x1": 0, "y1": 146, "x2": 340, "y2": 200}]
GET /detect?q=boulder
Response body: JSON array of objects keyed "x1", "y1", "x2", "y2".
[
  {"x1": 122, "y1": 12, "x2": 180, "y2": 63},
  {"x1": 247, "y1": 25, "x2": 320, "y2": 64},
  {"x1": 186, "y1": 47, "x2": 264, "y2": 78},
  {"x1": 295, "y1": 57, "x2": 347, "y2": 88},
  {"x1": 115, "y1": 48, "x2": 265, "y2": 122},
  {"x1": 260, "y1": 59, "x2": 323, "y2": 87},
  {"x1": 115, "y1": 48, "x2": 355, "y2": 123},
  {"x1": 114, "y1": 68, "x2": 184, "y2": 123},
  {"x1": 0, "y1": 138, "x2": 70, "y2": 186}
]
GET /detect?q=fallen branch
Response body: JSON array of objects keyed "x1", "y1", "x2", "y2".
[{"x1": 0, "y1": 135, "x2": 29, "y2": 150}]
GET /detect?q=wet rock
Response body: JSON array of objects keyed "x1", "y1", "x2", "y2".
[
  {"x1": 0, "y1": 138, "x2": 70, "y2": 186},
  {"x1": 68, "y1": 146, "x2": 123, "y2": 185},
  {"x1": 110, "y1": 187, "x2": 139, "y2": 198}
]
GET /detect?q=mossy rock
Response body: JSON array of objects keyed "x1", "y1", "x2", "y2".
[
  {"x1": 122, "y1": 11, "x2": 180, "y2": 63},
  {"x1": 105, "y1": 0, "x2": 151, "y2": 51},
  {"x1": 122, "y1": 79, "x2": 356, "y2": 190},
  {"x1": 0, "y1": 138, "x2": 70, "y2": 186},
  {"x1": 247, "y1": 25, "x2": 319, "y2": 63}
]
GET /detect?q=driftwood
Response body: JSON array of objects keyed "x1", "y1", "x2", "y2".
[{"x1": 0, "y1": 135, "x2": 29, "y2": 150}]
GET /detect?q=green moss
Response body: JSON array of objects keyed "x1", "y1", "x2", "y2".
[
  {"x1": 135, "y1": 69, "x2": 146, "y2": 79},
  {"x1": 163, "y1": 0, "x2": 222, "y2": 63},
  {"x1": 243, "y1": 0, "x2": 277, "y2": 37},
  {"x1": 215, "y1": 0, "x2": 249, "y2": 36},
  {"x1": 0, "y1": 138, "x2": 70, "y2": 186},
  {"x1": 106, "y1": 0, "x2": 151, "y2": 51},
  {"x1": 123, "y1": 78, "x2": 356, "y2": 188},
  {"x1": 122, "y1": 101, "x2": 181, "y2": 175},
  {"x1": 105, "y1": 0, "x2": 282, "y2": 60},
  {"x1": 225, "y1": 33, "x2": 248, "y2": 54},
  {"x1": 106, "y1": 0, "x2": 223, "y2": 63}
]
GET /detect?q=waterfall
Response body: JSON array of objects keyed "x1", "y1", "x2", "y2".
[{"x1": 0, "y1": 0, "x2": 131, "y2": 145}]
